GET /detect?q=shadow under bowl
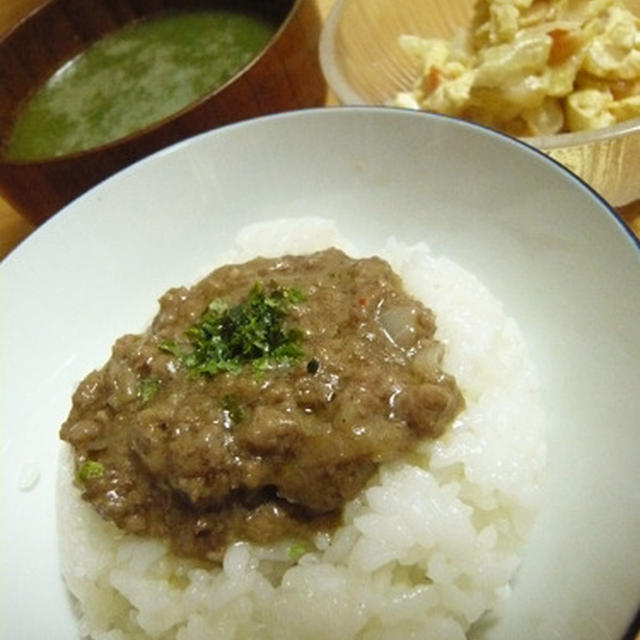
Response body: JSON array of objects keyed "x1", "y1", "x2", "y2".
[{"x1": 0, "y1": 0, "x2": 326, "y2": 225}]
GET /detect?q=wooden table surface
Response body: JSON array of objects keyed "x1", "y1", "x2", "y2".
[{"x1": 1, "y1": 0, "x2": 640, "y2": 260}]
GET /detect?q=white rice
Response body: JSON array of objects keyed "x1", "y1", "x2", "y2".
[{"x1": 57, "y1": 218, "x2": 546, "y2": 640}]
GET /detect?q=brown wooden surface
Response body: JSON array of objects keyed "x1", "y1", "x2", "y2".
[{"x1": 1, "y1": 0, "x2": 639, "y2": 259}]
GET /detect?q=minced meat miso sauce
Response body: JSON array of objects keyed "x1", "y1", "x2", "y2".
[{"x1": 60, "y1": 249, "x2": 464, "y2": 560}]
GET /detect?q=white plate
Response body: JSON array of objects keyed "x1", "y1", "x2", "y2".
[{"x1": 1, "y1": 107, "x2": 639, "y2": 640}]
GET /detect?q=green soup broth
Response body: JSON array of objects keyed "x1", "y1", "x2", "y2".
[{"x1": 4, "y1": 9, "x2": 277, "y2": 160}]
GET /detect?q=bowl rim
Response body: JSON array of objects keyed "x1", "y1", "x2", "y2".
[
  {"x1": 1, "y1": 105, "x2": 638, "y2": 640},
  {"x1": 0, "y1": 0, "x2": 304, "y2": 165},
  {"x1": 318, "y1": 0, "x2": 640, "y2": 151},
  {"x1": 316, "y1": 105, "x2": 640, "y2": 252}
]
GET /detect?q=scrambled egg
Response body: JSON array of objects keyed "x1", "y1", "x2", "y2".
[{"x1": 393, "y1": 0, "x2": 640, "y2": 136}]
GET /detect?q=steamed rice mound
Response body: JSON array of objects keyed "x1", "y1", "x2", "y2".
[{"x1": 57, "y1": 218, "x2": 546, "y2": 640}]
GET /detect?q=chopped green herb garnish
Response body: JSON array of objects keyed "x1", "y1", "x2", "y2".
[
  {"x1": 221, "y1": 394, "x2": 245, "y2": 424},
  {"x1": 139, "y1": 378, "x2": 161, "y2": 404},
  {"x1": 159, "y1": 282, "x2": 305, "y2": 377},
  {"x1": 288, "y1": 542, "x2": 307, "y2": 561},
  {"x1": 78, "y1": 460, "x2": 104, "y2": 481}
]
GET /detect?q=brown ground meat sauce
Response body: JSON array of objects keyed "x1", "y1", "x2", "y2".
[{"x1": 60, "y1": 248, "x2": 464, "y2": 561}]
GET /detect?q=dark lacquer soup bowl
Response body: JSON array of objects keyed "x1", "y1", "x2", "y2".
[{"x1": 0, "y1": 0, "x2": 326, "y2": 224}]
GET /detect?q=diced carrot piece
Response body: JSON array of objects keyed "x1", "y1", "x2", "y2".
[
  {"x1": 548, "y1": 29, "x2": 578, "y2": 65},
  {"x1": 426, "y1": 67, "x2": 441, "y2": 93}
]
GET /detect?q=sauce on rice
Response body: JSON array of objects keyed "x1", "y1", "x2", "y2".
[{"x1": 60, "y1": 249, "x2": 464, "y2": 560}]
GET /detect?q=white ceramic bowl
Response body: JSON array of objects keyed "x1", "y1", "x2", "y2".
[{"x1": 1, "y1": 107, "x2": 639, "y2": 639}]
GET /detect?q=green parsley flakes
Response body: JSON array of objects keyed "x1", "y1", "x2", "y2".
[
  {"x1": 77, "y1": 460, "x2": 104, "y2": 481},
  {"x1": 159, "y1": 282, "x2": 305, "y2": 377},
  {"x1": 287, "y1": 542, "x2": 307, "y2": 561},
  {"x1": 139, "y1": 378, "x2": 161, "y2": 404}
]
